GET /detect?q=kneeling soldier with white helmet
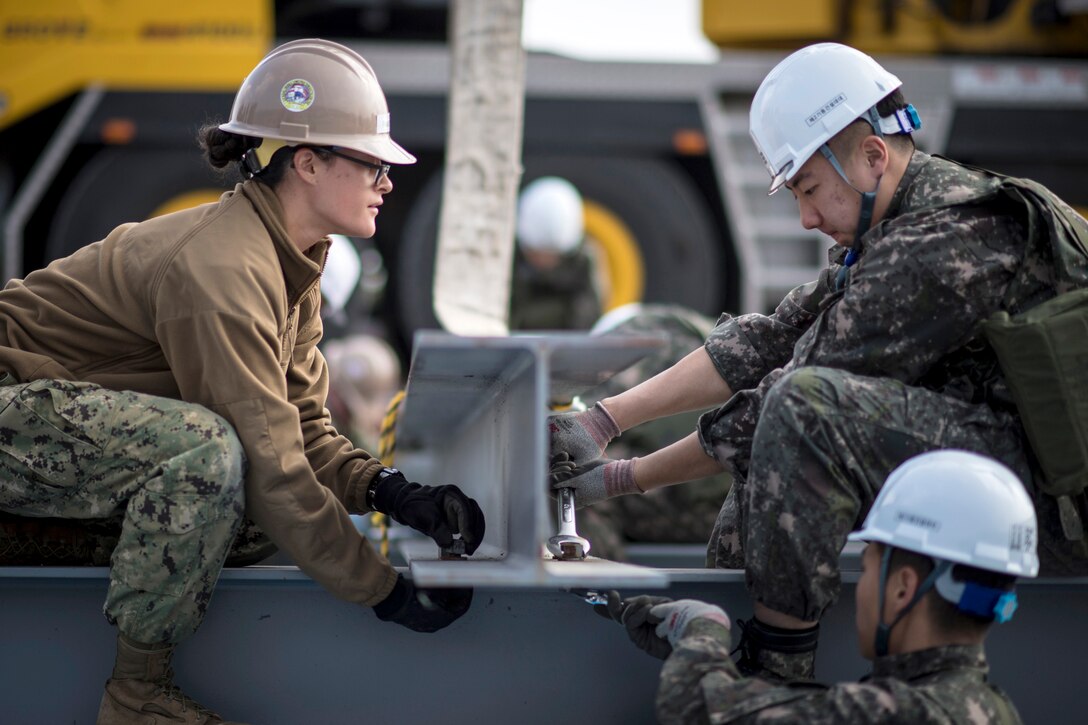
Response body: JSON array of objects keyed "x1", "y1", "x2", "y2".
[{"x1": 597, "y1": 449, "x2": 1037, "y2": 724}]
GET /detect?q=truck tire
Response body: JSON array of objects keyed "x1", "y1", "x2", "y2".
[
  {"x1": 394, "y1": 155, "x2": 724, "y2": 342},
  {"x1": 45, "y1": 146, "x2": 229, "y2": 262}
]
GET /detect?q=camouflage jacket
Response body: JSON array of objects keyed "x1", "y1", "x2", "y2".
[
  {"x1": 656, "y1": 620, "x2": 1022, "y2": 724},
  {"x1": 698, "y1": 151, "x2": 1088, "y2": 475}
]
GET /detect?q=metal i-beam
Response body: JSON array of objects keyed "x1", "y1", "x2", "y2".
[{"x1": 394, "y1": 331, "x2": 671, "y2": 588}]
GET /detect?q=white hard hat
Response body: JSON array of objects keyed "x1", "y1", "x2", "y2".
[
  {"x1": 220, "y1": 38, "x2": 415, "y2": 165},
  {"x1": 321, "y1": 236, "x2": 363, "y2": 319},
  {"x1": 324, "y1": 334, "x2": 401, "y2": 400},
  {"x1": 849, "y1": 450, "x2": 1039, "y2": 578},
  {"x1": 590, "y1": 303, "x2": 646, "y2": 335},
  {"x1": 750, "y1": 43, "x2": 902, "y2": 194},
  {"x1": 516, "y1": 177, "x2": 585, "y2": 254}
]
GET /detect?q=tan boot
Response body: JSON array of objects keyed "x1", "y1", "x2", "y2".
[{"x1": 97, "y1": 634, "x2": 248, "y2": 725}]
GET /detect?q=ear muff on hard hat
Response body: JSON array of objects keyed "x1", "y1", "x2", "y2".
[
  {"x1": 849, "y1": 450, "x2": 1039, "y2": 655},
  {"x1": 749, "y1": 42, "x2": 917, "y2": 196},
  {"x1": 220, "y1": 38, "x2": 415, "y2": 177},
  {"x1": 516, "y1": 177, "x2": 585, "y2": 254}
]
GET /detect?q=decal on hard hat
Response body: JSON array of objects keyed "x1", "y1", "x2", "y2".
[
  {"x1": 806, "y1": 93, "x2": 847, "y2": 127},
  {"x1": 376, "y1": 113, "x2": 390, "y2": 134},
  {"x1": 280, "y1": 79, "x2": 315, "y2": 112},
  {"x1": 1009, "y1": 523, "x2": 1035, "y2": 553}
]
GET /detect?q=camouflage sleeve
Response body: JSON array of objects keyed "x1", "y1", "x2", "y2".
[
  {"x1": 697, "y1": 367, "x2": 789, "y2": 474},
  {"x1": 696, "y1": 270, "x2": 832, "y2": 465},
  {"x1": 791, "y1": 207, "x2": 1022, "y2": 380},
  {"x1": 703, "y1": 270, "x2": 837, "y2": 393},
  {"x1": 655, "y1": 619, "x2": 820, "y2": 724},
  {"x1": 656, "y1": 622, "x2": 1009, "y2": 724}
]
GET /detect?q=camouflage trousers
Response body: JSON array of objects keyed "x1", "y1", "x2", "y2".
[
  {"x1": 0, "y1": 379, "x2": 246, "y2": 644},
  {"x1": 707, "y1": 366, "x2": 1088, "y2": 622}
]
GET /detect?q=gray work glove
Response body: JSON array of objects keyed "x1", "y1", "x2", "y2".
[
  {"x1": 549, "y1": 455, "x2": 640, "y2": 509},
  {"x1": 547, "y1": 401, "x2": 621, "y2": 466},
  {"x1": 593, "y1": 590, "x2": 673, "y2": 660},
  {"x1": 650, "y1": 599, "x2": 731, "y2": 647}
]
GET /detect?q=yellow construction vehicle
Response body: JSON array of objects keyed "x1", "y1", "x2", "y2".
[{"x1": 703, "y1": 0, "x2": 1088, "y2": 56}]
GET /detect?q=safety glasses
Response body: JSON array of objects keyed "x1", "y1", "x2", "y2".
[{"x1": 323, "y1": 146, "x2": 391, "y2": 186}]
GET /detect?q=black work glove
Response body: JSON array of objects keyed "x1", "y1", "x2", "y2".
[
  {"x1": 373, "y1": 573, "x2": 473, "y2": 633},
  {"x1": 594, "y1": 590, "x2": 674, "y2": 660},
  {"x1": 370, "y1": 468, "x2": 486, "y2": 555}
]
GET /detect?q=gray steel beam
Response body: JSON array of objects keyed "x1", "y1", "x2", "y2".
[
  {"x1": 394, "y1": 332, "x2": 671, "y2": 589},
  {"x1": 2, "y1": 565, "x2": 1086, "y2": 724}
]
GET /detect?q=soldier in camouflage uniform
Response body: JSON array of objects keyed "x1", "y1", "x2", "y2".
[
  {"x1": 508, "y1": 176, "x2": 602, "y2": 332},
  {"x1": 549, "y1": 42, "x2": 1088, "y2": 682},
  {"x1": 0, "y1": 40, "x2": 484, "y2": 724},
  {"x1": 599, "y1": 451, "x2": 1036, "y2": 724}
]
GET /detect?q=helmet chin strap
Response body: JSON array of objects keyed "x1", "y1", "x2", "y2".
[
  {"x1": 823, "y1": 106, "x2": 885, "y2": 290},
  {"x1": 874, "y1": 546, "x2": 952, "y2": 657},
  {"x1": 873, "y1": 545, "x2": 1024, "y2": 657},
  {"x1": 820, "y1": 144, "x2": 881, "y2": 240}
]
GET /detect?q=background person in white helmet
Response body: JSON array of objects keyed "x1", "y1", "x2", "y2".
[
  {"x1": 0, "y1": 39, "x2": 485, "y2": 723},
  {"x1": 324, "y1": 334, "x2": 403, "y2": 453},
  {"x1": 596, "y1": 450, "x2": 1037, "y2": 724},
  {"x1": 549, "y1": 41, "x2": 1088, "y2": 681},
  {"x1": 508, "y1": 176, "x2": 603, "y2": 330}
]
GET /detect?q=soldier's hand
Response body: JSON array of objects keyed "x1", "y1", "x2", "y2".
[
  {"x1": 547, "y1": 401, "x2": 620, "y2": 466},
  {"x1": 595, "y1": 591, "x2": 674, "y2": 660},
  {"x1": 549, "y1": 457, "x2": 640, "y2": 509},
  {"x1": 371, "y1": 469, "x2": 485, "y2": 554},
  {"x1": 373, "y1": 574, "x2": 472, "y2": 633},
  {"x1": 650, "y1": 599, "x2": 731, "y2": 647}
]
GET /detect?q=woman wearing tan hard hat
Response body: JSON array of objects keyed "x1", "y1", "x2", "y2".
[{"x1": 0, "y1": 39, "x2": 484, "y2": 724}]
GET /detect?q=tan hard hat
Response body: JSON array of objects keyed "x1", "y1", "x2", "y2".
[{"x1": 220, "y1": 38, "x2": 415, "y2": 164}]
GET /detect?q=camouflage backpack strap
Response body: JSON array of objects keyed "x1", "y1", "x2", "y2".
[
  {"x1": 928, "y1": 156, "x2": 1088, "y2": 286},
  {"x1": 986, "y1": 173, "x2": 1088, "y2": 285}
]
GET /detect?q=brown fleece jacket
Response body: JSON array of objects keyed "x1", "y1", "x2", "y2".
[{"x1": 0, "y1": 180, "x2": 397, "y2": 606}]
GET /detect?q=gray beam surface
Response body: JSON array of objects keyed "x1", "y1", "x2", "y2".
[{"x1": 2, "y1": 566, "x2": 1087, "y2": 724}]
